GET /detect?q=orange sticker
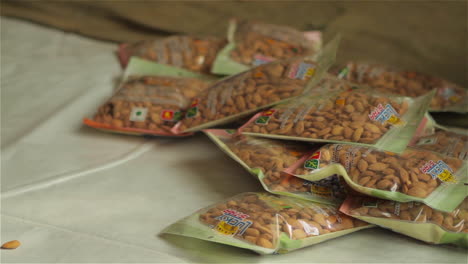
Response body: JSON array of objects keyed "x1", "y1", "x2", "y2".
[
  {"x1": 262, "y1": 109, "x2": 276, "y2": 116},
  {"x1": 161, "y1": 110, "x2": 174, "y2": 121},
  {"x1": 449, "y1": 96, "x2": 460, "y2": 102},
  {"x1": 190, "y1": 99, "x2": 199, "y2": 107},
  {"x1": 288, "y1": 150, "x2": 303, "y2": 157},
  {"x1": 266, "y1": 38, "x2": 277, "y2": 44},
  {"x1": 335, "y1": 99, "x2": 346, "y2": 106}
]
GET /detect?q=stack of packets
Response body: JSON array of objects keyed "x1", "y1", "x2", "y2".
[{"x1": 83, "y1": 18, "x2": 468, "y2": 254}]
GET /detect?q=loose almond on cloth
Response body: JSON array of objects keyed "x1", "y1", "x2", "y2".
[
  {"x1": 162, "y1": 192, "x2": 371, "y2": 254},
  {"x1": 83, "y1": 57, "x2": 215, "y2": 137},
  {"x1": 1, "y1": 240, "x2": 21, "y2": 249},
  {"x1": 240, "y1": 77, "x2": 434, "y2": 154},
  {"x1": 118, "y1": 35, "x2": 227, "y2": 74},
  {"x1": 410, "y1": 114, "x2": 468, "y2": 160},
  {"x1": 204, "y1": 129, "x2": 347, "y2": 205},
  {"x1": 332, "y1": 61, "x2": 468, "y2": 112},
  {"x1": 211, "y1": 18, "x2": 322, "y2": 75},
  {"x1": 285, "y1": 144, "x2": 467, "y2": 212},
  {"x1": 172, "y1": 35, "x2": 340, "y2": 134},
  {"x1": 340, "y1": 196, "x2": 468, "y2": 247}
]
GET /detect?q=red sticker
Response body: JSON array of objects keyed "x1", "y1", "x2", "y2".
[
  {"x1": 262, "y1": 109, "x2": 276, "y2": 116},
  {"x1": 310, "y1": 151, "x2": 321, "y2": 160},
  {"x1": 190, "y1": 99, "x2": 199, "y2": 107},
  {"x1": 161, "y1": 110, "x2": 175, "y2": 121}
]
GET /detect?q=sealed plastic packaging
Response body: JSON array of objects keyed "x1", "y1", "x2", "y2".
[
  {"x1": 340, "y1": 196, "x2": 468, "y2": 247},
  {"x1": 333, "y1": 61, "x2": 468, "y2": 112},
  {"x1": 212, "y1": 19, "x2": 322, "y2": 75},
  {"x1": 240, "y1": 78, "x2": 434, "y2": 153},
  {"x1": 173, "y1": 36, "x2": 340, "y2": 134},
  {"x1": 162, "y1": 192, "x2": 371, "y2": 254},
  {"x1": 410, "y1": 114, "x2": 468, "y2": 160},
  {"x1": 83, "y1": 58, "x2": 213, "y2": 136},
  {"x1": 118, "y1": 35, "x2": 227, "y2": 74},
  {"x1": 204, "y1": 129, "x2": 346, "y2": 204},
  {"x1": 286, "y1": 144, "x2": 467, "y2": 212}
]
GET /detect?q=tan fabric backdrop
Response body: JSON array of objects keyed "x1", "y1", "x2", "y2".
[{"x1": 2, "y1": 0, "x2": 467, "y2": 125}]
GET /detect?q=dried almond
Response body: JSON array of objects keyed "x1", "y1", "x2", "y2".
[{"x1": 1, "y1": 240, "x2": 20, "y2": 250}]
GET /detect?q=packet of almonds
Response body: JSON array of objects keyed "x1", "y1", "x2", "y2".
[
  {"x1": 211, "y1": 18, "x2": 322, "y2": 75},
  {"x1": 332, "y1": 61, "x2": 468, "y2": 112},
  {"x1": 410, "y1": 114, "x2": 468, "y2": 160},
  {"x1": 340, "y1": 196, "x2": 468, "y2": 247},
  {"x1": 204, "y1": 129, "x2": 346, "y2": 204},
  {"x1": 118, "y1": 35, "x2": 227, "y2": 74},
  {"x1": 83, "y1": 57, "x2": 214, "y2": 136},
  {"x1": 162, "y1": 192, "x2": 371, "y2": 254},
  {"x1": 240, "y1": 77, "x2": 434, "y2": 153},
  {"x1": 286, "y1": 144, "x2": 467, "y2": 212},
  {"x1": 172, "y1": 35, "x2": 340, "y2": 134}
]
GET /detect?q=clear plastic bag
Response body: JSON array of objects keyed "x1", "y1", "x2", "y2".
[
  {"x1": 162, "y1": 192, "x2": 371, "y2": 254},
  {"x1": 410, "y1": 114, "x2": 468, "y2": 160},
  {"x1": 286, "y1": 144, "x2": 467, "y2": 212},
  {"x1": 84, "y1": 58, "x2": 212, "y2": 136},
  {"x1": 240, "y1": 79, "x2": 434, "y2": 153},
  {"x1": 333, "y1": 61, "x2": 468, "y2": 112},
  {"x1": 212, "y1": 19, "x2": 322, "y2": 75},
  {"x1": 204, "y1": 129, "x2": 346, "y2": 204},
  {"x1": 341, "y1": 196, "x2": 468, "y2": 247},
  {"x1": 118, "y1": 35, "x2": 227, "y2": 74},
  {"x1": 173, "y1": 36, "x2": 340, "y2": 133}
]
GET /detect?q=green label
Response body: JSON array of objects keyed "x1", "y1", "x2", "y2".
[
  {"x1": 186, "y1": 107, "x2": 198, "y2": 118},
  {"x1": 255, "y1": 116, "x2": 271, "y2": 125},
  {"x1": 304, "y1": 159, "x2": 320, "y2": 170},
  {"x1": 337, "y1": 67, "x2": 349, "y2": 79}
]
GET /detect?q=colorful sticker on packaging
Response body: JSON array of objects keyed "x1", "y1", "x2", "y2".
[
  {"x1": 438, "y1": 87, "x2": 461, "y2": 102},
  {"x1": 161, "y1": 110, "x2": 182, "y2": 121},
  {"x1": 252, "y1": 54, "x2": 276, "y2": 66},
  {"x1": 304, "y1": 159, "x2": 320, "y2": 170},
  {"x1": 304, "y1": 151, "x2": 321, "y2": 170},
  {"x1": 337, "y1": 67, "x2": 349, "y2": 79},
  {"x1": 255, "y1": 109, "x2": 276, "y2": 125},
  {"x1": 368, "y1": 103, "x2": 404, "y2": 126},
  {"x1": 186, "y1": 99, "x2": 199, "y2": 118},
  {"x1": 288, "y1": 62, "x2": 316, "y2": 80},
  {"x1": 129, "y1": 107, "x2": 148, "y2": 122},
  {"x1": 213, "y1": 209, "x2": 253, "y2": 236},
  {"x1": 420, "y1": 160, "x2": 457, "y2": 183},
  {"x1": 335, "y1": 99, "x2": 346, "y2": 106}
]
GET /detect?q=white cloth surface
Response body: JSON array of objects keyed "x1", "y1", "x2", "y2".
[{"x1": 1, "y1": 17, "x2": 467, "y2": 263}]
